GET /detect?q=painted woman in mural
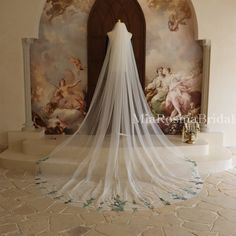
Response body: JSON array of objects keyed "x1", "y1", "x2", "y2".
[
  {"x1": 145, "y1": 67, "x2": 173, "y2": 116},
  {"x1": 165, "y1": 72, "x2": 201, "y2": 118},
  {"x1": 166, "y1": 74, "x2": 191, "y2": 117}
]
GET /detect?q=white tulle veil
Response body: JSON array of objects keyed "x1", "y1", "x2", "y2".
[{"x1": 36, "y1": 21, "x2": 203, "y2": 211}]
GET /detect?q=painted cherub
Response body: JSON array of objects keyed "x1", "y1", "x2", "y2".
[
  {"x1": 168, "y1": 3, "x2": 192, "y2": 32},
  {"x1": 52, "y1": 78, "x2": 85, "y2": 111},
  {"x1": 69, "y1": 56, "x2": 85, "y2": 72},
  {"x1": 46, "y1": 0, "x2": 73, "y2": 22}
]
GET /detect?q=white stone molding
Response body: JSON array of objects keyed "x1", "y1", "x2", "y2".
[
  {"x1": 200, "y1": 39, "x2": 211, "y2": 131},
  {"x1": 22, "y1": 38, "x2": 36, "y2": 131}
]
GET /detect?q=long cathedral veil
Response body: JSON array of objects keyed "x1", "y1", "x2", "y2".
[{"x1": 36, "y1": 21, "x2": 203, "y2": 211}]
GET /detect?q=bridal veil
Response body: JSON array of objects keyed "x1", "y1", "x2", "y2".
[{"x1": 36, "y1": 21, "x2": 203, "y2": 211}]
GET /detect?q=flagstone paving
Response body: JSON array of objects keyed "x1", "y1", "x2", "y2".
[{"x1": 1, "y1": 167, "x2": 236, "y2": 236}]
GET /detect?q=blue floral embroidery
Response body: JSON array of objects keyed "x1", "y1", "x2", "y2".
[
  {"x1": 36, "y1": 156, "x2": 50, "y2": 165},
  {"x1": 111, "y1": 195, "x2": 127, "y2": 212},
  {"x1": 185, "y1": 159, "x2": 197, "y2": 167},
  {"x1": 65, "y1": 199, "x2": 73, "y2": 204},
  {"x1": 83, "y1": 198, "x2": 95, "y2": 208},
  {"x1": 144, "y1": 201, "x2": 154, "y2": 209},
  {"x1": 182, "y1": 188, "x2": 197, "y2": 195},
  {"x1": 172, "y1": 193, "x2": 188, "y2": 201}
]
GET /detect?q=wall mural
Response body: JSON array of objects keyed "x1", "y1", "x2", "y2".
[{"x1": 31, "y1": 0, "x2": 203, "y2": 135}]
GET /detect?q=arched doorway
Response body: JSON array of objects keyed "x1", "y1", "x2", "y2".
[{"x1": 87, "y1": 0, "x2": 146, "y2": 107}]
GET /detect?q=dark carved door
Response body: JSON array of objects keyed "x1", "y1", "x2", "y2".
[{"x1": 87, "y1": 0, "x2": 146, "y2": 108}]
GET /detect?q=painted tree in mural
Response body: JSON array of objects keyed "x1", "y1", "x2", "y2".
[{"x1": 31, "y1": 0, "x2": 203, "y2": 135}]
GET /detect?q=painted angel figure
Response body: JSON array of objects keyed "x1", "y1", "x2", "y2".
[
  {"x1": 46, "y1": 0, "x2": 73, "y2": 22},
  {"x1": 52, "y1": 78, "x2": 85, "y2": 111},
  {"x1": 168, "y1": 3, "x2": 192, "y2": 32},
  {"x1": 69, "y1": 56, "x2": 86, "y2": 72}
]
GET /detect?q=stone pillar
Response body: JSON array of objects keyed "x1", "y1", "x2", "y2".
[
  {"x1": 200, "y1": 39, "x2": 211, "y2": 132},
  {"x1": 22, "y1": 38, "x2": 36, "y2": 131}
]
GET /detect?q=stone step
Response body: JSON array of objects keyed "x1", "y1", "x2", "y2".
[
  {"x1": 0, "y1": 149, "x2": 79, "y2": 175},
  {"x1": 0, "y1": 146, "x2": 233, "y2": 177},
  {"x1": 0, "y1": 150, "x2": 40, "y2": 174},
  {"x1": 191, "y1": 147, "x2": 233, "y2": 176},
  {"x1": 21, "y1": 136, "x2": 210, "y2": 157},
  {"x1": 0, "y1": 132, "x2": 232, "y2": 177}
]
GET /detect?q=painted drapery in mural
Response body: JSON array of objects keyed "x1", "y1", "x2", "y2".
[{"x1": 30, "y1": 0, "x2": 203, "y2": 135}]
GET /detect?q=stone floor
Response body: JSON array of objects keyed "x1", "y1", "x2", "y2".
[{"x1": 1, "y1": 167, "x2": 236, "y2": 236}]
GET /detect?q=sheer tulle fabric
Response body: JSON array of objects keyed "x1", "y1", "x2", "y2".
[{"x1": 36, "y1": 22, "x2": 203, "y2": 210}]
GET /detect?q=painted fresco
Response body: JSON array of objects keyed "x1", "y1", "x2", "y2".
[
  {"x1": 31, "y1": 0, "x2": 203, "y2": 135},
  {"x1": 142, "y1": 0, "x2": 203, "y2": 134},
  {"x1": 31, "y1": 0, "x2": 94, "y2": 134}
]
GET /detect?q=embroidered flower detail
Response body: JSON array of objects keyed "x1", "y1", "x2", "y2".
[
  {"x1": 182, "y1": 188, "x2": 197, "y2": 195},
  {"x1": 185, "y1": 159, "x2": 197, "y2": 167},
  {"x1": 36, "y1": 156, "x2": 50, "y2": 165},
  {"x1": 172, "y1": 194, "x2": 187, "y2": 201},
  {"x1": 144, "y1": 201, "x2": 154, "y2": 209},
  {"x1": 83, "y1": 198, "x2": 95, "y2": 208},
  {"x1": 111, "y1": 195, "x2": 127, "y2": 212},
  {"x1": 159, "y1": 197, "x2": 171, "y2": 206},
  {"x1": 65, "y1": 199, "x2": 73, "y2": 204}
]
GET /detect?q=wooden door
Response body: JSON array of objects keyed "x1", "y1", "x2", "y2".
[{"x1": 87, "y1": 0, "x2": 146, "y2": 107}]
